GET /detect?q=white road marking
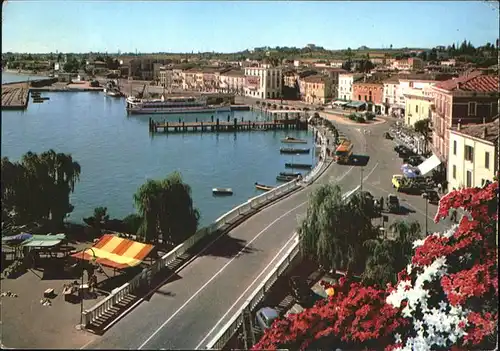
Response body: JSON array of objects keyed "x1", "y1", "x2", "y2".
[
  {"x1": 194, "y1": 233, "x2": 299, "y2": 349},
  {"x1": 363, "y1": 162, "x2": 379, "y2": 182},
  {"x1": 137, "y1": 201, "x2": 309, "y2": 350},
  {"x1": 195, "y1": 187, "x2": 360, "y2": 349}
]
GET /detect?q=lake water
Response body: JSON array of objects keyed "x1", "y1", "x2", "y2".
[
  {"x1": 2, "y1": 74, "x2": 316, "y2": 226},
  {"x1": 2, "y1": 71, "x2": 50, "y2": 84}
]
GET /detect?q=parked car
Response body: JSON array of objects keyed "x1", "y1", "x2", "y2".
[
  {"x1": 255, "y1": 307, "x2": 279, "y2": 332},
  {"x1": 392, "y1": 174, "x2": 404, "y2": 189},
  {"x1": 384, "y1": 132, "x2": 393, "y2": 140},
  {"x1": 387, "y1": 194, "x2": 400, "y2": 213}
]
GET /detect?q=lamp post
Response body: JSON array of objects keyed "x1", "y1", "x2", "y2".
[
  {"x1": 422, "y1": 192, "x2": 429, "y2": 235},
  {"x1": 76, "y1": 247, "x2": 96, "y2": 330}
]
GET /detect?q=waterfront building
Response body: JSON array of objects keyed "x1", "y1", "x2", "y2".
[
  {"x1": 218, "y1": 70, "x2": 245, "y2": 95},
  {"x1": 244, "y1": 64, "x2": 283, "y2": 99},
  {"x1": 320, "y1": 68, "x2": 347, "y2": 99},
  {"x1": 352, "y1": 75, "x2": 385, "y2": 114},
  {"x1": 447, "y1": 118, "x2": 499, "y2": 191},
  {"x1": 300, "y1": 75, "x2": 333, "y2": 104},
  {"x1": 429, "y1": 71, "x2": 499, "y2": 162},
  {"x1": 338, "y1": 72, "x2": 364, "y2": 101},
  {"x1": 404, "y1": 87, "x2": 434, "y2": 127}
]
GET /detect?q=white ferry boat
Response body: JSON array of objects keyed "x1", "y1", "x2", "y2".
[{"x1": 126, "y1": 95, "x2": 231, "y2": 114}]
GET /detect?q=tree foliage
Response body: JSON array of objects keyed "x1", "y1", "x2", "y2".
[
  {"x1": 1, "y1": 150, "x2": 81, "y2": 229},
  {"x1": 133, "y1": 171, "x2": 200, "y2": 246},
  {"x1": 299, "y1": 184, "x2": 378, "y2": 275}
]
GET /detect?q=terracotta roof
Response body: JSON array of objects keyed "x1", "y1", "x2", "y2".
[
  {"x1": 321, "y1": 67, "x2": 347, "y2": 73},
  {"x1": 450, "y1": 118, "x2": 499, "y2": 144},
  {"x1": 354, "y1": 75, "x2": 386, "y2": 85},
  {"x1": 383, "y1": 76, "x2": 400, "y2": 84},
  {"x1": 303, "y1": 75, "x2": 328, "y2": 83},
  {"x1": 224, "y1": 70, "x2": 244, "y2": 77},
  {"x1": 435, "y1": 72, "x2": 498, "y2": 92}
]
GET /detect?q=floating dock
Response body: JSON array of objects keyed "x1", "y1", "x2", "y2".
[
  {"x1": 1, "y1": 82, "x2": 30, "y2": 110},
  {"x1": 149, "y1": 117, "x2": 308, "y2": 133}
]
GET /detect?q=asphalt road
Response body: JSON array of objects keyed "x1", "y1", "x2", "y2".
[
  {"x1": 85, "y1": 118, "x2": 449, "y2": 350},
  {"x1": 85, "y1": 126, "x2": 367, "y2": 350}
]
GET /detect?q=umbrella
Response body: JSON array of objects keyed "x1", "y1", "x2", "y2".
[
  {"x1": 403, "y1": 167, "x2": 420, "y2": 179},
  {"x1": 2, "y1": 232, "x2": 33, "y2": 242}
]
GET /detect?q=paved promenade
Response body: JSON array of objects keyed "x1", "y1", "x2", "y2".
[{"x1": 84, "y1": 119, "x2": 449, "y2": 350}]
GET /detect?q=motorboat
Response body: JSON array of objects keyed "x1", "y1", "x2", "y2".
[{"x1": 212, "y1": 188, "x2": 233, "y2": 196}]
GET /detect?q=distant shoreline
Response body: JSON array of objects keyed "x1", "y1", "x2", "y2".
[{"x1": 3, "y1": 69, "x2": 51, "y2": 78}]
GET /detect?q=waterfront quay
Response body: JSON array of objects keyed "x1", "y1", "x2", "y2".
[
  {"x1": 1, "y1": 82, "x2": 29, "y2": 110},
  {"x1": 149, "y1": 117, "x2": 308, "y2": 133}
]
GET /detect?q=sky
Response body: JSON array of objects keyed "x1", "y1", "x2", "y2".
[{"x1": 2, "y1": 1, "x2": 499, "y2": 53}]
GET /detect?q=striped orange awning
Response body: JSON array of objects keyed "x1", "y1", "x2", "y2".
[{"x1": 71, "y1": 234, "x2": 154, "y2": 270}]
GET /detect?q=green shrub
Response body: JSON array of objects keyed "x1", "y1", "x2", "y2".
[
  {"x1": 348, "y1": 114, "x2": 356, "y2": 120},
  {"x1": 356, "y1": 116, "x2": 366, "y2": 123},
  {"x1": 366, "y1": 112, "x2": 375, "y2": 120}
]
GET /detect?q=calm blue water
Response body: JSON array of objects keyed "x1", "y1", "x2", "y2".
[
  {"x1": 2, "y1": 71, "x2": 50, "y2": 84},
  {"x1": 2, "y1": 74, "x2": 316, "y2": 226}
]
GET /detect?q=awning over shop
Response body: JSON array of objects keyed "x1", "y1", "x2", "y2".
[
  {"x1": 345, "y1": 100, "x2": 366, "y2": 109},
  {"x1": 332, "y1": 100, "x2": 349, "y2": 106},
  {"x1": 21, "y1": 234, "x2": 66, "y2": 248},
  {"x1": 418, "y1": 154, "x2": 442, "y2": 176},
  {"x1": 71, "y1": 234, "x2": 154, "y2": 270}
]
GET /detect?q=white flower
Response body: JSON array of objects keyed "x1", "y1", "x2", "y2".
[
  {"x1": 406, "y1": 263, "x2": 413, "y2": 274},
  {"x1": 442, "y1": 224, "x2": 458, "y2": 238},
  {"x1": 412, "y1": 238, "x2": 426, "y2": 248},
  {"x1": 438, "y1": 300, "x2": 448, "y2": 312},
  {"x1": 394, "y1": 333, "x2": 402, "y2": 344}
]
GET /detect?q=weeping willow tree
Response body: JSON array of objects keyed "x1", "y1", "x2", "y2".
[
  {"x1": 1, "y1": 150, "x2": 81, "y2": 229},
  {"x1": 134, "y1": 171, "x2": 200, "y2": 246},
  {"x1": 298, "y1": 184, "x2": 378, "y2": 275}
]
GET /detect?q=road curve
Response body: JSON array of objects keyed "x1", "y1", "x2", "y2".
[{"x1": 85, "y1": 126, "x2": 368, "y2": 350}]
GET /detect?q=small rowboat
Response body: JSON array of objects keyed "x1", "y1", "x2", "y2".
[
  {"x1": 281, "y1": 136, "x2": 307, "y2": 144},
  {"x1": 255, "y1": 182, "x2": 274, "y2": 191},
  {"x1": 279, "y1": 171, "x2": 302, "y2": 177},
  {"x1": 212, "y1": 188, "x2": 233, "y2": 196},
  {"x1": 285, "y1": 163, "x2": 312, "y2": 169},
  {"x1": 276, "y1": 175, "x2": 299, "y2": 182},
  {"x1": 280, "y1": 147, "x2": 310, "y2": 154}
]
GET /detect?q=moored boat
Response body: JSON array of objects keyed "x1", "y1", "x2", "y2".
[
  {"x1": 281, "y1": 136, "x2": 307, "y2": 144},
  {"x1": 280, "y1": 147, "x2": 310, "y2": 154},
  {"x1": 276, "y1": 175, "x2": 299, "y2": 182},
  {"x1": 279, "y1": 171, "x2": 302, "y2": 177},
  {"x1": 285, "y1": 163, "x2": 312, "y2": 169},
  {"x1": 212, "y1": 188, "x2": 233, "y2": 196},
  {"x1": 255, "y1": 182, "x2": 274, "y2": 191},
  {"x1": 126, "y1": 95, "x2": 231, "y2": 114}
]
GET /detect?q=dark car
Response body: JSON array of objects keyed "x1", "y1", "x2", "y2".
[
  {"x1": 289, "y1": 276, "x2": 316, "y2": 307},
  {"x1": 384, "y1": 132, "x2": 393, "y2": 140}
]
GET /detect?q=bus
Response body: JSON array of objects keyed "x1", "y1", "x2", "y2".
[{"x1": 335, "y1": 140, "x2": 353, "y2": 164}]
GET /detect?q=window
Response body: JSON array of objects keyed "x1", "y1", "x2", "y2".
[
  {"x1": 358, "y1": 95, "x2": 361, "y2": 100},
  {"x1": 464, "y1": 145, "x2": 474, "y2": 162},
  {"x1": 466, "y1": 170, "x2": 472, "y2": 187},
  {"x1": 364, "y1": 95, "x2": 367, "y2": 101},
  {"x1": 452, "y1": 165, "x2": 456, "y2": 179},
  {"x1": 481, "y1": 179, "x2": 486, "y2": 186},
  {"x1": 415, "y1": 105, "x2": 419, "y2": 113},
  {"x1": 485, "y1": 151, "x2": 490, "y2": 169},
  {"x1": 468, "y1": 102, "x2": 477, "y2": 116},
  {"x1": 453, "y1": 140, "x2": 457, "y2": 155}
]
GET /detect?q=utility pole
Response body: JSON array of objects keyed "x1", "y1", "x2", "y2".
[{"x1": 360, "y1": 167, "x2": 364, "y2": 192}]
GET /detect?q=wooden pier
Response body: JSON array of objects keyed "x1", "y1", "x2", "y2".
[
  {"x1": 149, "y1": 117, "x2": 308, "y2": 133},
  {"x1": 1, "y1": 82, "x2": 30, "y2": 110}
]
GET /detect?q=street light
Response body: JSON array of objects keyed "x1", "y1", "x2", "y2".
[
  {"x1": 422, "y1": 192, "x2": 429, "y2": 235},
  {"x1": 76, "y1": 247, "x2": 97, "y2": 330}
]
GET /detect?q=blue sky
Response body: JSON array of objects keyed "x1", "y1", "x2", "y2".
[{"x1": 2, "y1": 1, "x2": 499, "y2": 53}]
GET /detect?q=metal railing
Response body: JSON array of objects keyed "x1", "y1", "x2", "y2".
[
  {"x1": 205, "y1": 186, "x2": 360, "y2": 349},
  {"x1": 82, "y1": 124, "x2": 330, "y2": 327}
]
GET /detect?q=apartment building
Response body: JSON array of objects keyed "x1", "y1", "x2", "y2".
[
  {"x1": 352, "y1": 75, "x2": 385, "y2": 114},
  {"x1": 338, "y1": 73, "x2": 363, "y2": 100},
  {"x1": 392, "y1": 57, "x2": 424, "y2": 71},
  {"x1": 383, "y1": 76, "x2": 401, "y2": 115},
  {"x1": 404, "y1": 87, "x2": 434, "y2": 127},
  {"x1": 218, "y1": 70, "x2": 245, "y2": 95},
  {"x1": 320, "y1": 68, "x2": 347, "y2": 99},
  {"x1": 244, "y1": 64, "x2": 282, "y2": 99},
  {"x1": 300, "y1": 75, "x2": 333, "y2": 104},
  {"x1": 430, "y1": 71, "x2": 499, "y2": 162},
  {"x1": 447, "y1": 119, "x2": 499, "y2": 190}
]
